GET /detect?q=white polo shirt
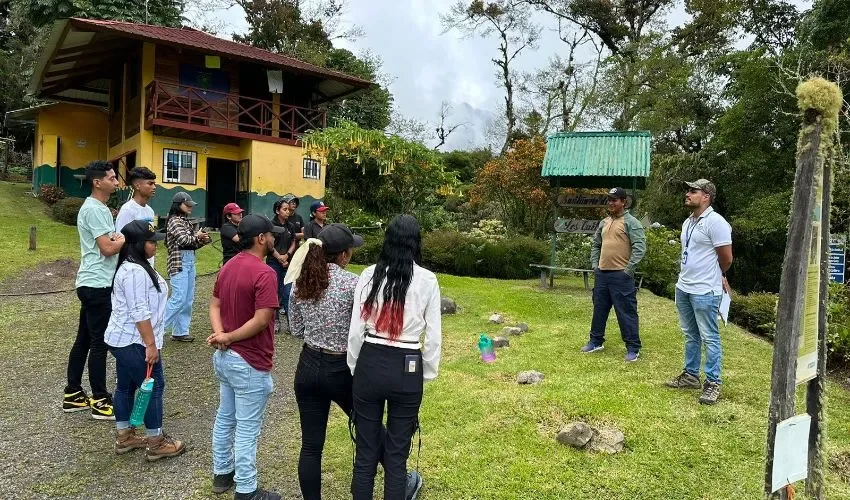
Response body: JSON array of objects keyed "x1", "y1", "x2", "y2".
[{"x1": 676, "y1": 207, "x2": 732, "y2": 296}]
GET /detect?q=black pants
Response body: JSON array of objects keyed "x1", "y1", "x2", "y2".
[
  {"x1": 66, "y1": 286, "x2": 112, "y2": 399},
  {"x1": 351, "y1": 342, "x2": 423, "y2": 500},
  {"x1": 589, "y1": 270, "x2": 641, "y2": 353}
]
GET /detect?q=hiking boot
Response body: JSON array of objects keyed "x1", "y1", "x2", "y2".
[
  {"x1": 580, "y1": 342, "x2": 604, "y2": 353},
  {"x1": 171, "y1": 335, "x2": 195, "y2": 342},
  {"x1": 699, "y1": 381, "x2": 721, "y2": 405},
  {"x1": 145, "y1": 433, "x2": 186, "y2": 461},
  {"x1": 63, "y1": 389, "x2": 90, "y2": 413},
  {"x1": 212, "y1": 471, "x2": 235, "y2": 494},
  {"x1": 624, "y1": 351, "x2": 639, "y2": 362},
  {"x1": 115, "y1": 428, "x2": 147, "y2": 454},
  {"x1": 665, "y1": 370, "x2": 702, "y2": 389},
  {"x1": 90, "y1": 396, "x2": 115, "y2": 420},
  {"x1": 406, "y1": 470, "x2": 423, "y2": 500},
  {"x1": 234, "y1": 489, "x2": 281, "y2": 500}
]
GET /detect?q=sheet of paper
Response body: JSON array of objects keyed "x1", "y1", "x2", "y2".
[
  {"x1": 771, "y1": 414, "x2": 811, "y2": 493},
  {"x1": 719, "y1": 291, "x2": 731, "y2": 326}
]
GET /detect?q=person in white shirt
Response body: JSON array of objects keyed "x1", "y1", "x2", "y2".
[
  {"x1": 665, "y1": 179, "x2": 733, "y2": 406},
  {"x1": 104, "y1": 220, "x2": 185, "y2": 461},
  {"x1": 115, "y1": 167, "x2": 157, "y2": 233},
  {"x1": 348, "y1": 215, "x2": 441, "y2": 500}
]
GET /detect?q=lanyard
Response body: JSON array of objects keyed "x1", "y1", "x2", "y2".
[{"x1": 684, "y1": 208, "x2": 713, "y2": 250}]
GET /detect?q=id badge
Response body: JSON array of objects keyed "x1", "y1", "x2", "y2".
[
  {"x1": 404, "y1": 355, "x2": 419, "y2": 374},
  {"x1": 681, "y1": 250, "x2": 688, "y2": 265}
]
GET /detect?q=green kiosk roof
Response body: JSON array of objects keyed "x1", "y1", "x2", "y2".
[{"x1": 541, "y1": 131, "x2": 651, "y2": 188}]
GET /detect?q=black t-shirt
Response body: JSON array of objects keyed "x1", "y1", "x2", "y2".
[
  {"x1": 267, "y1": 216, "x2": 295, "y2": 266},
  {"x1": 303, "y1": 220, "x2": 324, "y2": 240},
  {"x1": 220, "y1": 222, "x2": 239, "y2": 264},
  {"x1": 290, "y1": 213, "x2": 305, "y2": 235}
]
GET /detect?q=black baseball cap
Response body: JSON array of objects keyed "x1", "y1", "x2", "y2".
[
  {"x1": 607, "y1": 187, "x2": 628, "y2": 200},
  {"x1": 317, "y1": 223, "x2": 364, "y2": 254},
  {"x1": 121, "y1": 220, "x2": 165, "y2": 243},
  {"x1": 238, "y1": 214, "x2": 285, "y2": 240},
  {"x1": 172, "y1": 191, "x2": 197, "y2": 207}
]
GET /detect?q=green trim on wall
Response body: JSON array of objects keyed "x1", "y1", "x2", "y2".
[
  {"x1": 32, "y1": 164, "x2": 91, "y2": 198},
  {"x1": 148, "y1": 185, "x2": 207, "y2": 221}
]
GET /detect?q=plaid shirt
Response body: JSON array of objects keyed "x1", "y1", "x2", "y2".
[{"x1": 166, "y1": 216, "x2": 207, "y2": 276}]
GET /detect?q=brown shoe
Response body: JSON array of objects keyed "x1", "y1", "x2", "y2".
[
  {"x1": 115, "y1": 428, "x2": 147, "y2": 454},
  {"x1": 145, "y1": 433, "x2": 186, "y2": 461}
]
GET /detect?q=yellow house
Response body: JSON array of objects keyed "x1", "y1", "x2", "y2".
[{"x1": 9, "y1": 17, "x2": 371, "y2": 225}]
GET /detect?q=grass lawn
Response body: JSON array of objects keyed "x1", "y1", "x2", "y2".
[{"x1": 3, "y1": 180, "x2": 850, "y2": 498}]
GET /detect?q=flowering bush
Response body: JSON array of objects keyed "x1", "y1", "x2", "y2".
[
  {"x1": 469, "y1": 219, "x2": 506, "y2": 241},
  {"x1": 38, "y1": 184, "x2": 65, "y2": 205}
]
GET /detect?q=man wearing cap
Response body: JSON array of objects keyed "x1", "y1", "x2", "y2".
[
  {"x1": 666, "y1": 179, "x2": 733, "y2": 405},
  {"x1": 283, "y1": 195, "x2": 305, "y2": 240},
  {"x1": 207, "y1": 214, "x2": 284, "y2": 500},
  {"x1": 220, "y1": 203, "x2": 246, "y2": 266},
  {"x1": 303, "y1": 201, "x2": 329, "y2": 240},
  {"x1": 582, "y1": 187, "x2": 646, "y2": 362}
]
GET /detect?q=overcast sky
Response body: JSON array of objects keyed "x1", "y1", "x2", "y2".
[{"x1": 209, "y1": 0, "x2": 813, "y2": 151}]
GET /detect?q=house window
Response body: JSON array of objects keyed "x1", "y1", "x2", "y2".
[
  {"x1": 163, "y1": 149, "x2": 197, "y2": 184},
  {"x1": 303, "y1": 158, "x2": 321, "y2": 180}
]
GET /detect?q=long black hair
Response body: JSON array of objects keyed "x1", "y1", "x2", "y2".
[
  {"x1": 113, "y1": 240, "x2": 161, "y2": 293},
  {"x1": 167, "y1": 200, "x2": 186, "y2": 219},
  {"x1": 360, "y1": 215, "x2": 422, "y2": 340}
]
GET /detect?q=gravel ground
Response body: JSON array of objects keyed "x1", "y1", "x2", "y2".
[{"x1": 0, "y1": 274, "x2": 325, "y2": 500}]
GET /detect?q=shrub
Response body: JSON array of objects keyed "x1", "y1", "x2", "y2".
[
  {"x1": 350, "y1": 231, "x2": 385, "y2": 266},
  {"x1": 422, "y1": 230, "x2": 549, "y2": 279},
  {"x1": 639, "y1": 226, "x2": 681, "y2": 299},
  {"x1": 828, "y1": 283, "x2": 850, "y2": 365},
  {"x1": 556, "y1": 233, "x2": 592, "y2": 269},
  {"x1": 38, "y1": 184, "x2": 65, "y2": 205},
  {"x1": 729, "y1": 292, "x2": 778, "y2": 339},
  {"x1": 469, "y1": 219, "x2": 506, "y2": 241},
  {"x1": 50, "y1": 197, "x2": 85, "y2": 225}
]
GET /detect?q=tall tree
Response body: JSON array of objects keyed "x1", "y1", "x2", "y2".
[
  {"x1": 23, "y1": 0, "x2": 184, "y2": 28},
  {"x1": 442, "y1": 1, "x2": 541, "y2": 153}
]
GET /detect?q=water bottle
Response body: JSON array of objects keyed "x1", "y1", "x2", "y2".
[
  {"x1": 129, "y1": 365, "x2": 154, "y2": 427},
  {"x1": 478, "y1": 334, "x2": 496, "y2": 363}
]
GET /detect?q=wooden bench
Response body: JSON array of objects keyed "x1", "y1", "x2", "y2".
[
  {"x1": 530, "y1": 264, "x2": 593, "y2": 290},
  {"x1": 530, "y1": 264, "x2": 644, "y2": 291}
]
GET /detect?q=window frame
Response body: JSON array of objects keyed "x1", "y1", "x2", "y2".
[
  {"x1": 303, "y1": 157, "x2": 321, "y2": 180},
  {"x1": 163, "y1": 149, "x2": 198, "y2": 185}
]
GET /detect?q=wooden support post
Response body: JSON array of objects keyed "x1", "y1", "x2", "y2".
[
  {"x1": 764, "y1": 112, "x2": 823, "y2": 499},
  {"x1": 806, "y1": 156, "x2": 832, "y2": 500},
  {"x1": 29, "y1": 226, "x2": 36, "y2": 251}
]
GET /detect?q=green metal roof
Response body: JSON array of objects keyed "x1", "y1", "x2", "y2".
[{"x1": 541, "y1": 131, "x2": 651, "y2": 189}]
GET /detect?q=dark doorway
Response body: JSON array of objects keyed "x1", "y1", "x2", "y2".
[{"x1": 207, "y1": 158, "x2": 238, "y2": 229}]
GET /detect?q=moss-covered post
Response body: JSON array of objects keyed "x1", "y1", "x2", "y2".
[{"x1": 764, "y1": 77, "x2": 841, "y2": 499}]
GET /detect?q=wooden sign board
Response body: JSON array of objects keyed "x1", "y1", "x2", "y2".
[
  {"x1": 555, "y1": 218, "x2": 600, "y2": 234},
  {"x1": 557, "y1": 193, "x2": 609, "y2": 207}
]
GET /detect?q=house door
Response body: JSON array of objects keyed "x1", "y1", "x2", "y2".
[{"x1": 207, "y1": 158, "x2": 238, "y2": 229}]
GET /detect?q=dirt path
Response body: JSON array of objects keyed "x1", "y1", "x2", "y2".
[{"x1": 0, "y1": 274, "x2": 315, "y2": 499}]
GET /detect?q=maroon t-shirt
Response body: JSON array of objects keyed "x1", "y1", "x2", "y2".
[{"x1": 213, "y1": 252, "x2": 279, "y2": 372}]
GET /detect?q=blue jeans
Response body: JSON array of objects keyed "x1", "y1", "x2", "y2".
[
  {"x1": 165, "y1": 251, "x2": 196, "y2": 337},
  {"x1": 109, "y1": 343, "x2": 165, "y2": 435},
  {"x1": 212, "y1": 349, "x2": 274, "y2": 494},
  {"x1": 675, "y1": 288, "x2": 722, "y2": 383},
  {"x1": 267, "y1": 259, "x2": 292, "y2": 316},
  {"x1": 589, "y1": 270, "x2": 641, "y2": 353}
]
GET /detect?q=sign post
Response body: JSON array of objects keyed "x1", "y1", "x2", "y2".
[{"x1": 829, "y1": 236, "x2": 845, "y2": 284}]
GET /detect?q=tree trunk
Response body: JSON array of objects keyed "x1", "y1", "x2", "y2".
[{"x1": 764, "y1": 112, "x2": 824, "y2": 499}]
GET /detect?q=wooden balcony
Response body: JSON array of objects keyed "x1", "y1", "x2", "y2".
[{"x1": 144, "y1": 80, "x2": 326, "y2": 145}]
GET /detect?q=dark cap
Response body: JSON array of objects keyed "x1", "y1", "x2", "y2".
[
  {"x1": 238, "y1": 214, "x2": 285, "y2": 240},
  {"x1": 607, "y1": 187, "x2": 628, "y2": 200},
  {"x1": 172, "y1": 191, "x2": 197, "y2": 207},
  {"x1": 310, "y1": 200, "x2": 329, "y2": 213},
  {"x1": 121, "y1": 220, "x2": 165, "y2": 243},
  {"x1": 281, "y1": 194, "x2": 297, "y2": 204},
  {"x1": 685, "y1": 179, "x2": 717, "y2": 199},
  {"x1": 317, "y1": 223, "x2": 364, "y2": 254}
]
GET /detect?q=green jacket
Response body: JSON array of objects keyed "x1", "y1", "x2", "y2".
[{"x1": 590, "y1": 212, "x2": 646, "y2": 276}]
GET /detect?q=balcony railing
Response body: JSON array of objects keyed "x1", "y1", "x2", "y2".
[{"x1": 144, "y1": 80, "x2": 326, "y2": 144}]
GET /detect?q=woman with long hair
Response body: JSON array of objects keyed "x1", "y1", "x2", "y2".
[
  {"x1": 163, "y1": 192, "x2": 209, "y2": 342},
  {"x1": 104, "y1": 221, "x2": 184, "y2": 461},
  {"x1": 347, "y1": 215, "x2": 442, "y2": 500},
  {"x1": 268, "y1": 198, "x2": 296, "y2": 332}
]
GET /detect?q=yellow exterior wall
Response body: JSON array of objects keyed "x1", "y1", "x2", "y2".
[
  {"x1": 138, "y1": 42, "x2": 157, "y2": 171},
  {"x1": 34, "y1": 103, "x2": 108, "y2": 168},
  {"x1": 151, "y1": 136, "x2": 245, "y2": 189},
  {"x1": 250, "y1": 140, "x2": 324, "y2": 197}
]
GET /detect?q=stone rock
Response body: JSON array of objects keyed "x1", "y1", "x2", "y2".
[
  {"x1": 517, "y1": 370, "x2": 544, "y2": 385},
  {"x1": 489, "y1": 313, "x2": 504, "y2": 324},
  {"x1": 503, "y1": 326, "x2": 523, "y2": 336},
  {"x1": 556, "y1": 422, "x2": 593, "y2": 449},
  {"x1": 588, "y1": 427, "x2": 625, "y2": 454},
  {"x1": 440, "y1": 297, "x2": 457, "y2": 315},
  {"x1": 516, "y1": 322, "x2": 529, "y2": 332},
  {"x1": 492, "y1": 336, "x2": 510, "y2": 348}
]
